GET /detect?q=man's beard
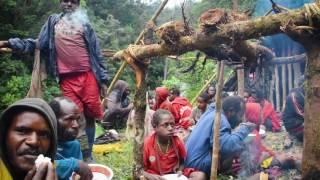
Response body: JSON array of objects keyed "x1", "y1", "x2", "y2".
[{"x1": 229, "y1": 116, "x2": 241, "y2": 129}]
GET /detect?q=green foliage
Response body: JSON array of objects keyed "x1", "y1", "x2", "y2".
[
  {"x1": 163, "y1": 52, "x2": 217, "y2": 100},
  {"x1": 1, "y1": 75, "x2": 31, "y2": 108}
]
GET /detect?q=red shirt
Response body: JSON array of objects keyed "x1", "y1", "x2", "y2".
[
  {"x1": 245, "y1": 101, "x2": 281, "y2": 132},
  {"x1": 55, "y1": 18, "x2": 90, "y2": 74},
  {"x1": 143, "y1": 133, "x2": 187, "y2": 175}
]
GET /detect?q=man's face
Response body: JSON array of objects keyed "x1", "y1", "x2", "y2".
[
  {"x1": 124, "y1": 87, "x2": 130, "y2": 97},
  {"x1": 227, "y1": 103, "x2": 245, "y2": 129},
  {"x1": 60, "y1": 0, "x2": 79, "y2": 14},
  {"x1": 155, "y1": 114, "x2": 175, "y2": 137},
  {"x1": 197, "y1": 97, "x2": 207, "y2": 111},
  {"x1": 243, "y1": 92, "x2": 249, "y2": 102},
  {"x1": 208, "y1": 87, "x2": 216, "y2": 97},
  {"x1": 6, "y1": 111, "x2": 51, "y2": 173},
  {"x1": 58, "y1": 100, "x2": 80, "y2": 141}
]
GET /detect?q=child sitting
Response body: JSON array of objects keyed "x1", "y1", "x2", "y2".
[{"x1": 142, "y1": 109, "x2": 206, "y2": 180}]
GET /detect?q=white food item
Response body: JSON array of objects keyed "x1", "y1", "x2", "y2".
[
  {"x1": 35, "y1": 154, "x2": 51, "y2": 169},
  {"x1": 161, "y1": 174, "x2": 188, "y2": 180}
]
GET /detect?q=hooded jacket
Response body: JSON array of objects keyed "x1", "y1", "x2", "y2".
[
  {"x1": 0, "y1": 98, "x2": 57, "y2": 178},
  {"x1": 153, "y1": 87, "x2": 172, "y2": 111},
  {"x1": 104, "y1": 80, "x2": 131, "y2": 126}
]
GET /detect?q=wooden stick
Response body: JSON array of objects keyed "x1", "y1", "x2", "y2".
[
  {"x1": 210, "y1": 61, "x2": 225, "y2": 180},
  {"x1": 0, "y1": 48, "x2": 12, "y2": 53},
  {"x1": 275, "y1": 65, "x2": 280, "y2": 111},
  {"x1": 237, "y1": 67, "x2": 244, "y2": 97},
  {"x1": 293, "y1": 63, "x2": 301, "y2": 88},
  {"x1": 106, "y1": 0, "x2": 169, "y2": 95},
  {"x1": 281, "y1": 64, "x2": 286, "y2": 110},
  {"x1": 288, "y1": 63, "x2": 293, "y2": 92},
  {"x1": 190, "y1": 71, "x2": 217, "y2": 105}
]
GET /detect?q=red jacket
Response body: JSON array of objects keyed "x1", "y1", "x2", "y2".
[
  {"x1": 245, "y1": 101, "x2": 281, "y2": 132},
  {"x1": 154, "y1": 87, "x2": 173, "y2": 112},
  {"x1": 171, "y1": 97, "x2": 192, "y2": 129}
]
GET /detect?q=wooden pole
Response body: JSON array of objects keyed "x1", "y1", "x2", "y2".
[
  {"x1": 293, "y1": 63, "x2": 301, "y2": 88},
  {"x1": 281, "y1": 64, "x2": 287, "y2": 110},
  {"x1": 232, "y1": 0, "x2": 239, "y2": 12},
  {"x1": 288, "y1": 63, "x2": 293, "y2": 92},
  {"x1": 163, "y1": 59, "x2": 168, "y2": 80},
  {"x1": 237, "y1": 67, "x2": 244, "y2": 97},
  {"x1": 106, "y1": 0, "x2": 169, "y2": 95},
  {"x1": 275, "y1": 65, "x2": 280, "y2": 111},
  {"x1": 210, "y1": 61, "x2": 225, "y2": 180},
  {"x1": 191, "y1": 71, "x2": 217, "y2": 105},
  {"x1": 269, "y1": 72, "x2": 275, "y2": 108}
]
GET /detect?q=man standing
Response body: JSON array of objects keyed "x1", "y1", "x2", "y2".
[
  {"x1": 0, "y1": 0, "x2": 108, "y2": 160},
  {"x1": 49, "y1": 97, "x2": 93, "y2": 180},
  {"x1": 185, "y1": 96, "x2": 256, "y2": 176},
  {"x1": 0, "y1": 98, "x2": 57, "y2": 179}
]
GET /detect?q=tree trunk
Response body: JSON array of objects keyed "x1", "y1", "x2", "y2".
[
  {"x1": 302, "y1": 44, "x2": 320, "y2": 179},
  {"x1": 132, "y1": 23, "x2": 154, "y2": 180}
]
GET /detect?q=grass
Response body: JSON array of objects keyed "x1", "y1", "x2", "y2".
[
  {"x1": 92, "y1": 125, "x2": 248, "y2": 180},
  {"x1": 94, "y1": 124, "x2": 133, "y2": 180}
]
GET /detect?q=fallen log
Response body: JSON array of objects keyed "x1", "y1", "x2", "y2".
[{"x1": 113, "y1": 4, "x2": 318, "y2": 62}]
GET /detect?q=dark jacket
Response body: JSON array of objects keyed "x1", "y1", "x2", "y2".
[
  {"x1": 8, "y1": 13, "x2": 108, "y2": 85},
  {"x1": 104, "y1": 80, "x2": 131, "y2": 127},
  {"x1": 0, "y1": 98, "x2": 58, "y2": 175},
  {"x1": 282, "y1": 87, "x2": 304, "y2": 138}
]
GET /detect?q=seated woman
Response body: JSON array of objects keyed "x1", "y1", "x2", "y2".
[
  {"x1": 245, "y1": 89, "x2": 281, "y2": 132},
  {"x1": 191, "y1": 92, "x2": 210, "y2": 124},
  {"x1": 142, "y1": 109, "x2": 206, "y2": 180}
]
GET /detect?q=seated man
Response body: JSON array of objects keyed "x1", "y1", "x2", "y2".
[
  {"x1": 0, "y1": 98, "x2": 57, "y2": 179},
  {"x1": 282, "y1": 76, "x2": 304, "y2": 142},
  {"x1": 103, "y1": 80, "x2": 133, "y2": 129},
  {"x1": 49, "y1": 97, "x2": 93, "y2": 180},
  {"x1": 185, "y1": 96, "x2": 256, "y2": 176}
]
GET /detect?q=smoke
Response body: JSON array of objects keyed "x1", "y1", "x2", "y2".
[
  {"x1": 62, "y1": 8, "x2": 90, "y2": 25},
  {"x1": 238, "y1": 139, "x2": 260, "y2": 179}
]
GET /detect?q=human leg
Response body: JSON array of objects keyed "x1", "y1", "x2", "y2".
[{"x1": 189, "y1": 171, "x2": 207, "y2": 180}]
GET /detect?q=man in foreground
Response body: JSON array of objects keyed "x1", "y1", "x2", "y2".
[
  {"x1": 0, "y1": 98, "x2": 58, "y2": 179},
  {"x1": 49, "y1": 97, "x2": 93, "y2": 180}
]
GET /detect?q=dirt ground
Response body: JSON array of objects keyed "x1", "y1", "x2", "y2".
[{"x1": 262, "y1": 130, "x2": 303, "y2": 180}]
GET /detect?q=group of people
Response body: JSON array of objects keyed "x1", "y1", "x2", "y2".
[
  {"x1": 140, "y1": 81, "x2": 305, "y2": 179},
  {"x1": 0, "y1": 0, "x2": 306, "y2": 179},
  {"x1": 0, "y1": 97, "x2": 93, "y2": 179}
]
